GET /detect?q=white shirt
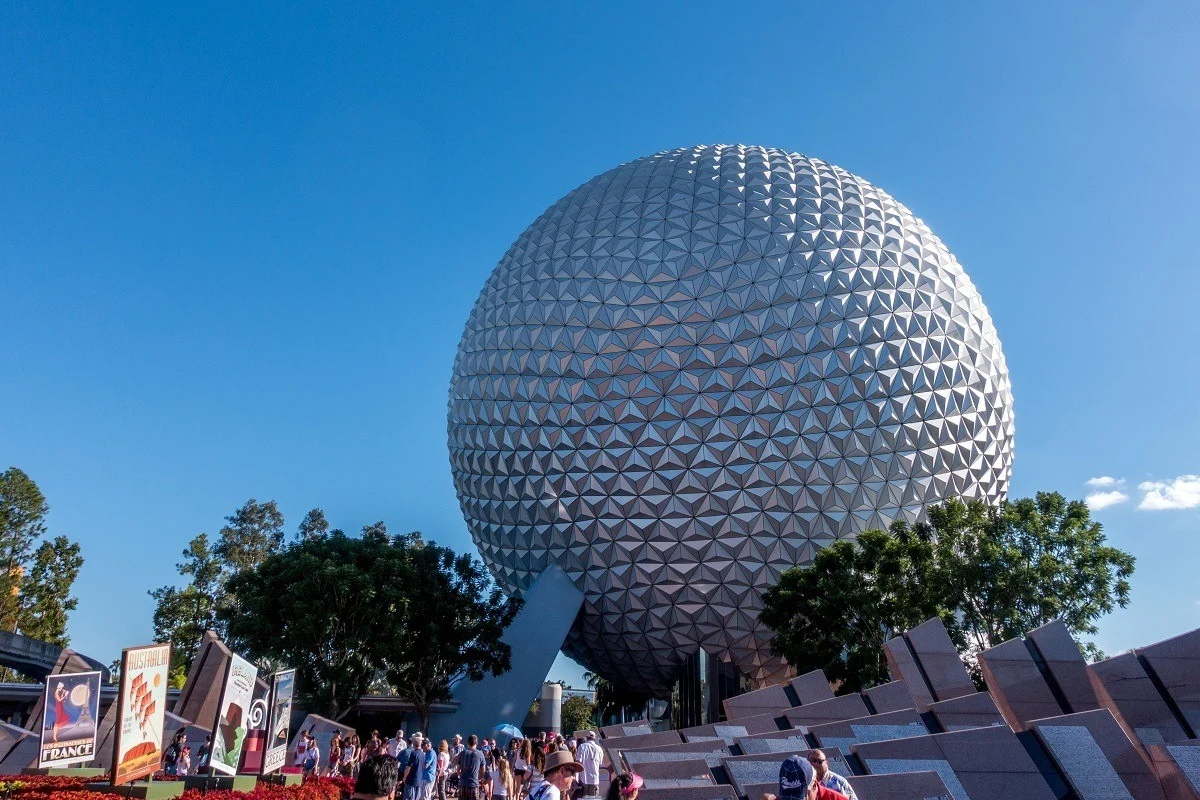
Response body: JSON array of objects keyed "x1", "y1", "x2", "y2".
[
  {"x1": 529, "y1": 783, "x2": 559, "y2": 800},
  {"x1": 577, "y1": 741, "x2": 603, "y2": 786}
]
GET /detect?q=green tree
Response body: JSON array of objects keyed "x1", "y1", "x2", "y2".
[
  {"x1": 215, "y1": 499, "x2": 285, "y2": 573},
  {"x1": 150, "y1": 500, "x2": 285, "y2": 670},
  {"x1": 759, "y1": 525, "x2": 940, "y2": 692},
  {"x1": 296, "y1": 508, "x2": 330, "y2": 542},
  {"x1": 0, "y1": 469, "x2": 84, "y2": 664},
  {"x1": 925, "y1": 494, "x2": 1134, "y2": 658},
  {"x1": 561, "y1": 694, "x2": 596, "y2": 734},
  {"x1": 384, "y1": 540, "x2": 521, "y2": 733},
  {"x1": 19, "y1": 536, "x2": 83, "y2": 646},
  {"x1": 760, "y1": 492, "x2": 1135, "y2": 692},
  {"x1": 0, "y1": 467, "x2": 50, "y2": 631},
  {"x1": 221, "y1": 525, "x2": 413, "y2": 719},
  {"x1": 148, "y1": 533, "x2": 222, "y2": 674}
]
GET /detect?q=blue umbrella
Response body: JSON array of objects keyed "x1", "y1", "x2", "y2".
[{"x1": 492, "y1": 723, "x2": 524, "y2": 743}]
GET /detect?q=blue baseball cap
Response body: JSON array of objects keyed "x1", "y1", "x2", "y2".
[{"x1": 779, "y1": 755, "x2": 814, "y2": 800}]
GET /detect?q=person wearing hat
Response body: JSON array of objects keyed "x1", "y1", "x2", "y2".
[
  {"x1": 602, "y1": 772, "x2": 642, "y2": 800},
  {"x1": 529, "y1": 749, "x2": 583, "y2": 800},
  {"x1": 762, "y1": 755, "x2": 848, "y2": 800}
]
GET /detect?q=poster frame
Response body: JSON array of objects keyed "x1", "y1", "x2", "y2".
[
  {"x1": 110, "y1": 643, "x2": 172, "y2": 786},
  {"x1": 260, "y1": 668, "x2": 296, "y2": 776},
  {"x1": 208, "y1": 652, "x2": 258, "y2": 776},
  {"x1": 37, "y1": 669, "x2": 102, "y2": 769}
]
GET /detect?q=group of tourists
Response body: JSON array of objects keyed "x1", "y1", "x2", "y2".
[
  {"x1": 161, "y1": 730, "x2": 213, "y2": 776},
  {"x1": 331, "y1": 729, "x2": 637, "y2": 800}
]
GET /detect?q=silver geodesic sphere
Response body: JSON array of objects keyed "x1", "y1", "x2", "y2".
[{"x1": 448, "y1": 144, "x2": 1014, "y2": 694}]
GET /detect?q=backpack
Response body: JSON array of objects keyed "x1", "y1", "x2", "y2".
[{"x1": 164, "y1": 743, "x2": 180, "y2": 766}]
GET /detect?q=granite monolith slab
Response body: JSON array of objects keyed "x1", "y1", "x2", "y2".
[
  {"x1": 724, "y1": 684, "x2": 794, "y2": 721},
  {"x1": 854, "y1": 725, "x2": 1057, "y2": 800},
  {"x1": 173, "y1": 631, "x2": 231, "y2": 731},
  {"x1": 632, "y1": 757, "x2": 716, "y2": 786},
  {"x1": 810, "y1": 708, "x2": 930, "y2": 753},
  {"x1": 1139, "y1": 628, "x2": 1200, "y2": 738},
  {"x1": 620, "y1": 739, "x2": 732, "y2": 769},
  {"x1": 903, "y1": 619, "x2": 975, "y2": 703},
  {"x1": 635, "y1": 786, "x2": 737, "y2": 800},
  {"x1": 600, "y1": 720, "x2": 657, "y2": 738},
  {"x1": 288, "y1": 714, "x2": 354, "y2": 768},
  {"x1": 863, "y1": 681, "x2": 916, "y2": 715},
  {"x1": 161, "y1": 712, "x2": 212, "y2": 757},
  {"x1": 1029, "y1": 709, "x2": 1164, "y2": 800},
  {"x1": 882, "y1": 638, "x2": 935, "y2": 711},
  {"x1": 977, "y1": 636, "x2": 1063, "y2": 731},
  {"x1": 784, "y1": 695, "x2": 870, "y2": 729},
  {"x1": 732, "y1": 730, "x2": 813, "y2": 756},
  {"x1": 682, "y1": 712, "x2": 786, "y2": 745},
  {"x1": 927, "y1": 692, "x2": 1005, "y2": 732},
  {"x1": 1032, "y1": 714, "x2": 1161, "y2": 800},
  {"x1": 1025, "y1": 620, "x2": 1101, "y2": 714},
  {"x1": 1089, "y1": 652, "x2": 1190, "y2": 746},
  {"x1": 789, "y1": 671, "x2": 836, "y2": 705},
  {"x1": 1149, "y1": 743, "x2": 1200, "y2": 800},
  {"x1": 0, "y1": 724, "x2": 39, "y2": 776},
  {"x1": 846, "y1": 771, "x2": 954, "y2": 800}
]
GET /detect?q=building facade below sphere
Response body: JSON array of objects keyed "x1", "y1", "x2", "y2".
[{"x1": 448, "y1": 144, "x2": 1014, "y2": 695}]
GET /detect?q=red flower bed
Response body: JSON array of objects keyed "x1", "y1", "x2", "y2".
[{"x1": 0, "y1": 775, "x2": 353, "y2": 800}]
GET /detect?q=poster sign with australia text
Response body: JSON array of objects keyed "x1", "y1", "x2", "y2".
[
  {"x1": 261, "y1": 669, "x2": 295, "y2": 775},
  {"x1": 38, "y1": 670, "x2": 101, "y2": 768},
  {"x1": 112, "y1": 643, "x2": 171, "y2": 785},
  {"x1": 210, "y1": 652, "x2": 258, "y2": 775}
]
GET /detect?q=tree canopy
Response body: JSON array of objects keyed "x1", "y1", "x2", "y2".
[
  {"x1": 0, "y1": 468, "x2": 84, "y2": 654},
  {"x1": 219, "y1": 522, "x2": 519, "y2": 724},
  {"x1": 149, "y1": 499, "x2": 287, "y2": 676},
  {"x1": 759, "y1": 492, "x2": 1135, "y2": 692},
  {"x1": 561, "y1": 694, "x2": 596, "y2": 735}
]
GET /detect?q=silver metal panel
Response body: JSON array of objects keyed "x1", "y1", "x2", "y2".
[{"x1": 449, "y1": 144, "x2": 1015, "y2": 693}]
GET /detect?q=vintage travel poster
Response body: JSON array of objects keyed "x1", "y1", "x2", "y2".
[
  {"x1": 237, "y1": 676, "x2": 271, "y2": 773},
  {"x1": 261, "y1": 669, "x2": 295, "y2": 775},
  {"x1": 210, "y1": 652, "x2": 258, "y2": 775},
  {"x1": 38, "y1": 670, "x2": 101, "y2": 768},
  {"x1": 112, "y1": 643, "x2": 171, "y2": 785}
]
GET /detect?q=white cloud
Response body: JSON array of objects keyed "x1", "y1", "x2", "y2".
[
  {"x1": 1086, "y1": 476, "x2": 1125, "y2": 489},
  {"x1": 1137, "y1": 475, "x2": 1200, "y2": 511},
  {"x1": 1086, "y1": 490, "x2": 1129, "y2": 510}
]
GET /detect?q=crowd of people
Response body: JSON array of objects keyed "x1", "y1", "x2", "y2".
[
  {"x1": 160, "y1": 723, "x2": 855, "y2": 800},
  {"x1": 331, "y1": 730, "x2": 638, "y2": 800}
]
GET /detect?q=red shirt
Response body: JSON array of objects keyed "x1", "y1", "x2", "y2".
[{"x1": 815, "y1": 786, "x2": 848, "y2": 800}]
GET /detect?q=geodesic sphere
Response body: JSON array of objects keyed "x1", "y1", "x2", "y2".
[{"x1": 448, "y1": 144, "x2": 1014, "y2": 695}]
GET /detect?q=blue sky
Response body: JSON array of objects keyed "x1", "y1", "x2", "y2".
[{"x1": 2, "y1": 2, "x2": 1198, "y2": 690}]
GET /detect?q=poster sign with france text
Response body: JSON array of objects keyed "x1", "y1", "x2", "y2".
[
  {"x1": 38, "y1": 670, "x2": 101, "y2": 768},
  {"x1": 261, "y1": 669, "x2": 295, "y2": 775},
  {"x1": 112, "y1": 644, "x2": 171, "y2": 785},
  {"x1": 210, "y1": 653, "x2": 258, "y2": 775}
]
